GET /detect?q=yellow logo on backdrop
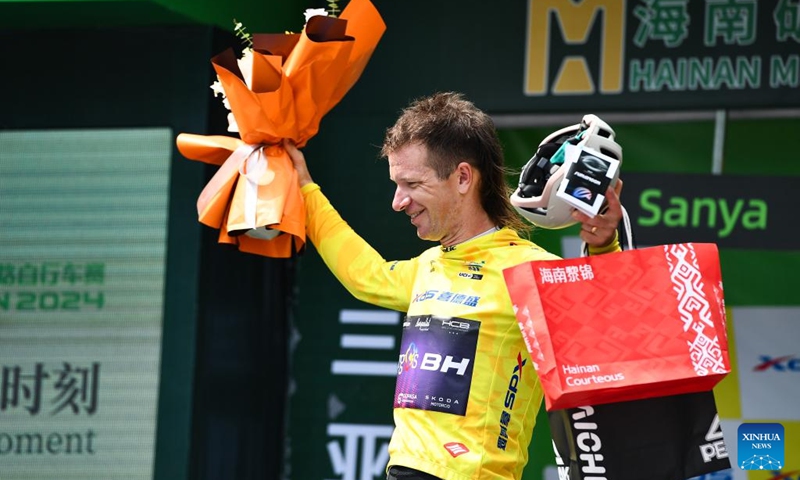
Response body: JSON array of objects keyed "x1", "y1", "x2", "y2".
[{"x1": 525, "y1": 0, "x2": 626, "y2": 95}]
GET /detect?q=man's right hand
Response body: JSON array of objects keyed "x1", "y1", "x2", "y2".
[{"x1": 284, "y1": 139, "x2": 314, "y2": 187}]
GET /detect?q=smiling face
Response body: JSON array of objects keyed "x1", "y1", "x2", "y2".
[{"x1": 389, "y1": 143, "x2": 465, "y2": 244}]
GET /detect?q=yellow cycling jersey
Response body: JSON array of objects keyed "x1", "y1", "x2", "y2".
[{"x1": 302, "y1": 183, "x2": 561, "y2": 480}]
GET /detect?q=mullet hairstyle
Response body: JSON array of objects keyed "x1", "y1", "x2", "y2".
[{"x1": 381, "y1": 92, "x2": 530, "y2": 235}]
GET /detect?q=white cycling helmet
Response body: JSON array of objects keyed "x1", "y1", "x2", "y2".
[{"x1": 510, "y1": 114, "x2": 622, "y2": 229}]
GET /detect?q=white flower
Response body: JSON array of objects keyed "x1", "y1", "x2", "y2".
[
  {"x1": 210, "y1": 80, "x2": 226, "y2": 99},
  {"x1": 236, "y1": 48, "x2": 255, "y2": 90},
  {"x1": 210, "y1": 78, "x2": 238, "y2": 132},
  {"x1": 304, "y1": 8, "x2": 328, "y2": 24},
  {"x1": 227, "y1": 112, "x2": 239, "y2": 133},
  {"x1": 211, "y1": 6, "x2": 338, "y2": 134}
]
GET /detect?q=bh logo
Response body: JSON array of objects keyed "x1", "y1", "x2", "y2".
[{"x1": 738, "y1": 423, "x2": 784, "y2": 470}]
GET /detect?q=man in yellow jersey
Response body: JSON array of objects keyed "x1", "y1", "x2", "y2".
[{"x1": 284, "y1": 92, "x2": 623, "y2": 480}]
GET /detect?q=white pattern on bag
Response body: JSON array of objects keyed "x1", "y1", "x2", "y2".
[{"x1": 664, "y1": 244, "x2": 727, "y2": 376}]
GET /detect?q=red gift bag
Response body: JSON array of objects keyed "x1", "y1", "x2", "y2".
[{"x1": 503, "y1": 243, "x2": 730, "y2": 411}]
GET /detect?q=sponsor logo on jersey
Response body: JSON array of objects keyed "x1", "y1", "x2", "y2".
[
  {"x1": 395, "y1": 316, "x2": 479, "y2": 415},
  {"x1": 397, "y1": 342, "x2": 419, "y2": 375},
  {"x1": 414, "y1": 317, "x2": 431, "y2": 331},
  {"x1": 440, "y1": 318, "x2": 471, "y2": 332},
  {"x1": 425, "y1": 394, "x2": 461, "y2": 411},
  {"x1": 444, "y1": 442, "x2": 469, "y2": 457},
  {"x1": 397, "y1": 346, "x2": 471, "y2": 377},
  {"x1": 457, "y1": 261, "x2": 485, "y2": 280},
  {"x1": 412, "y1": 289, "x2": 481, "y2": 307},
  {"x1": 457, "y1": 272, "x2": 484, "y2": 280},
  {"x1": 497, "y1": 353, "x2": 526, "y2": 450},
  {"x1": 418, "y1": 353, "x2": 471, "y2": 376},
  {"x1": 465, "y1": 261, "x2": 485, "y2": 272}
]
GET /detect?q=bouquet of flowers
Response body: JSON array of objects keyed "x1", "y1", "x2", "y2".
[{"x1": 176, "y1": 0, "x2": 386, "y2": 257}]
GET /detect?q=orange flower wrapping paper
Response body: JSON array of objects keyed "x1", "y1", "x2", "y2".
[{"x1": 176, "y1": 0, "x2": 386, "y2": 257}]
